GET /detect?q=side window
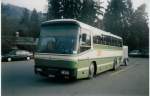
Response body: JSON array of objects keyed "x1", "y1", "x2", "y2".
[
  {"x1": 79, "y1": 29, "x2": 91, "y2": 53},
  {"x1": 93, "y1": 36, "x2": 97, "y2": 44},
  {"x1": 105, "y1": 36, "x2": 108, "y2": 45},
  {"x1": 112, "y1": 37, "x2": 116, "y2": 46},
  {"x1": 93, "y1": 35, "x2": 101, "y2": 44},
  {"x1": 102, "y1": 35, "x2": 106, "y2": 45},
  {"x1": 114, "y1": 38, "x2": 117, "y2": 46},
  {"x1": 116, "y1": 39, "x2": 119, "y2": 47},
  {"x1": 117, "y1": 39, "x2": 121, "y2": 47},
  {"x1": 81, "y1": 33, "x2": 91, "y2": 45},
  {"x1": 120, "y1": 39, "x2": 123, "y2": 47},
  {"x1": 111, "y1": 37, "x2": 113, "y2": 46},
  {"x1": 105, "y1": 36, "x2": 111, "y2": 45},
  {"x1": 110, "y1": 37, "x2": 113, "y2": 46},
  {"x1": 16, "y1": 51, "x2": 24, "y2": 55}
]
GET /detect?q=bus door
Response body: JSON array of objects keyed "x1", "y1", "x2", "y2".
[{"x1": 78, "y1": 28, "x2": 92, "y2": 68}]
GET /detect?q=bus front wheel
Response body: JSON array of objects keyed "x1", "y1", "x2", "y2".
[{"x1": 88, "y1": 63, "x2": 95, "y2": 79}]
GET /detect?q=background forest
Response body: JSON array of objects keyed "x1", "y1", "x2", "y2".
[{"x1": 1, "y1": 0, "x2": 149, "y2": 54}]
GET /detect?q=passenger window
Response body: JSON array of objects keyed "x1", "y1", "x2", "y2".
[
  {"x1": 117, "y1": 39, "x2": 120, "y2": 47},
  {"x1": 79, "y1": 29, "x2": 91, "y2": 53},
  {"x1": 120, "y1": 40, "x2": 123, "y2": 47},
  {"x1": 102, "y1": 35, "x2": 106, "y2": 45},
  {"x1": 82, "y1": 34, "x2": 87, "y2": 43},
  {"x1": 93, "y1": 36, "x2": 101, "y2": 44},
  {"x1": 105, "y1": 36, "x2": 111, "y2": 45},
  {"x1": 112, "y1": 37, "x2": 115, "y2": 46}
]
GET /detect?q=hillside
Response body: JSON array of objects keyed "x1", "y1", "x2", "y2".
[
  {"x1": 1, "y1": 3, "x2": 30, "y2": 19},
  {"x1": 1, "y1": 3, "x2": 46, "y2": 53}
]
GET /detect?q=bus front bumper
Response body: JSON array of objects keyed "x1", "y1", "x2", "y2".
[{"x1": 34, "y1": 66, "x2": 77, "y2": 79}]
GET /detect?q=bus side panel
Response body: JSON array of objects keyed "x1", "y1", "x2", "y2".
[
  {"x1": 91, "y1": 57, "x2": 114, "y2": 74},
  {"x1": 76, "y1": 59, "x2": 90, "y2": 79},
  {"x1": 75, "y1": 47, "x2": 122, "y2": 79},
  {"x1": 92, "y1": 44, "x2": 123, "y2": 74},
  {"x1": 76, "y1": 57, "x2": 114, "y2": 79}
]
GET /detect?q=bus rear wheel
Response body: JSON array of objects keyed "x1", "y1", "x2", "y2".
[
  {"x1": 113, "y1": 59, "x2": 118, "y2": 70},
  {"x1": 124, "y1": 58, "x2": 129, "y2": 66},
  {"x1": 88, "y1": 63, "x2": 95, "y2": 79}
]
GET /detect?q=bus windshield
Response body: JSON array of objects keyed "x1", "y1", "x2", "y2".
[{"x1": 37, "y1": 24, "x2": 79, "y2": 54}]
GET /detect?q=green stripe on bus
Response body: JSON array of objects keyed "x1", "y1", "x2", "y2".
[{"x1": 35, "y1": 59, "x2": 77, "y2": 69}]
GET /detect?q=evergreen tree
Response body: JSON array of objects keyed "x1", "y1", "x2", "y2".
[
  {"x1": 29, "y1": 9, "x2": 40, "y2": 38},
  {"x1": 61, "y1": 0, "x2": 82, "y2": 19},
  {"x1": 1, "y1": 4, "x2": 20, "y2": 53},
  {"x1": 129, "y1": 4, "x2": 149, "y2": 50},
  {"x1": 78, "y1": 0, "x2": 103, "y2": 26},
  {"x1": 47, "y1": 0, "x2": 103, "y2": 27},
  {"x1": 1, "y1": 14, "x2": 17, "y2": 54},
  {"x1": 122, "y1": 0, "x2": 134, "y2": 46},
  {"x1": 19, "y1": 8, "x2": 30, "y2": 37},
  {"x1": 103, "y1": 0, "x2": 134, "y2": 45},
  {"x1": 47, "y1": 0, "x2": 62, "y2": 19},
  {"x1": 103, "y1": 0, "x2": 149, "y2": 50}
]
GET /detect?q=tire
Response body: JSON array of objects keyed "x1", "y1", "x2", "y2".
[
  {"x1": 124, "y1": 58, "x2": 128, "y2": 66},
  {"x1": 88, "y1": 63, "x2": 95, "y2": 79},
  {"x1": 27, "y1": 57, "x2": 30, "y2": 60},
  {"x1": 7, "y1": 58, "x2": 12, "y2": 62},
  {"x1": 113, "y1": 59, "x2": 118, "y2": 70}
]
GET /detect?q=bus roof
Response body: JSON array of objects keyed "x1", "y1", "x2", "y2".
[{"x1": 42, "y1": 19, "x2": 122, "y2": 39}]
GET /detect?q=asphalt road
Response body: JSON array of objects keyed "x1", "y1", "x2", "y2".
[{"x1": 2, "y1": 58, "x2": 149, "y2": 96}]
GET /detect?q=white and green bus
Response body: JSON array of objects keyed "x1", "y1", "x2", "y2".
[{"x1": 34, "y1": 19, "x2": 124, "y2": 79}]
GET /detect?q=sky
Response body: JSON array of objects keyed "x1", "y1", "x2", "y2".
[
  {"x1": 2, "y1": 0, "x2": 48, "y2": 12},
  {"x1": 2, "y1": 0, "x2": 149, "y2": 13}
]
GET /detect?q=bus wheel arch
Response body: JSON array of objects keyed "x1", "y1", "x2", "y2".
[
  {"x1": 88, "y1": 63, "x2": 95, "y2": 79},
  {"x1": 92, "y1": 61, "x2": 97, "y2": 75},
  {"x1": 88, "y1": 61, "x2": 97, "y2": 79}
]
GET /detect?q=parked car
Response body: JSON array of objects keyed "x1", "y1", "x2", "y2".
[
  {"x1": 141, "y1": 49, "x2": 149, "y2": 57},
  {"x1": 129, "y1": 49, "x2": 149, "y2": 57},
  {"x1": 129, "y1": 50, "x2": 142, "y2": 57},
  {"x1": 2, "y1": 50, "x2": 33, "y2": 62}
]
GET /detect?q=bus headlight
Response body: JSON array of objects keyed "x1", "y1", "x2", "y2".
[{"x1": 61, "y1": 70, "x2": 70, "y2": 75}]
